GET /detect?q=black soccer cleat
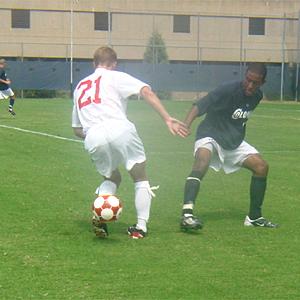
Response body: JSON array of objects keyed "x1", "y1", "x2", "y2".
[
  {"x1": 244, "y1": 216, "x2": 278, "y2": 228},
  {"x1": 127, "y1": 224, "x2": 146, "y2": 239},
  {"x1": 180, "y1": 214, "x2": 203, "y2": 231},
  {"x1": 8, "y1": 109, "x2": 16, "y2": 116},
  {"x1": 92, "y1": 217, "x2": 109, "y2": 238}
]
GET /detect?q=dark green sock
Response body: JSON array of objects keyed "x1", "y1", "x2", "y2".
[
  {"x1": 9, "y1": 98, "x2": 15, "y2": 110},
  {"x1": 249, "y1": 176, "x2": 267, "y2": 220},
  {"x1": 183, "y1": 171, "x2": 201, "y2": 215}
]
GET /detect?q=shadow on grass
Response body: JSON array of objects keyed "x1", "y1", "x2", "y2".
[
  {"x1": 178, "y1": 228, "x2": 203, "y2": 236},
  {"x1": 0, "y1": 116, "x2": 15, "y2": 120}
]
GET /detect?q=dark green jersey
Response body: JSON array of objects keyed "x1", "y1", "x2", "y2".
[
  {"x1": 0, "y1": 68, "x2": 9, "y2": 90},
  {"x1": 195, "y1": 81, "x2": 263, "y2": 150}
]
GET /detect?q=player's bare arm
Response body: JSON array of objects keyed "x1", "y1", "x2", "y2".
[
  {"x1": 140, "y1": 86, "x2": 189, "y2": 137},
  {"x1": 0, "y1": 78, "x2": 10, "y2": 85},
  {"x1": 184, "y1": 105, "x2": 200, "y2": 129},
  {"x1": 73, "y1": 127, "x2": 86, "y2": 139}
]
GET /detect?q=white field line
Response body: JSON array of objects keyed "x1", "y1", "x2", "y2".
[
  {"x1": 0, "y1": 124, "x2": 83, "y2": 144},
  {"x1": 0, "y1": 124, "x2": 299, "y2": 154}
]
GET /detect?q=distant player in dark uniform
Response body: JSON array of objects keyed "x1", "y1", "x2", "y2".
[
  {"x1": 180, "y1": 63, "x2": 278, "y2": 230},
  {"x1": 0, "y1": 58, "x2": 16, "y2": 115}
]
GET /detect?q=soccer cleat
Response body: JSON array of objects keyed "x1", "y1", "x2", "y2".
[
  {"x1": 92, "y1": 217, "x2": 109, "y2": 238},
  {"x1": 244, "y1": 215, "x2": 278, "y2": 228},
  {"x1": 8, "y1": 109, "x2": 16, "y2": 116},
  {"x1": 180, "y1": 214, "x2": 203, "y2": 231},
  {"x1": 127, "y1": 225, "x2": 146, "y2": 239}
]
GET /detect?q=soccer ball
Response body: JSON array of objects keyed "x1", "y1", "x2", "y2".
[{"x1": 92, "y1": 195, "x2": 123, "y2": 222}]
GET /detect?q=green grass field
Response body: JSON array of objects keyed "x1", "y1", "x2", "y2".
[{"x1": 1, "y1": 99, "x2": 300, "y2": 299}]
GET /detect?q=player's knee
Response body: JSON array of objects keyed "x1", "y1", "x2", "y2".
[
  {"x1": 129, "y1": 162, "x2": 147, "y2": 182},
  {"x1": 193, "y1": 151, "x2": 211, "y2": 177},
  {"x1": 114, "y1": 174, "x2": 122, "y2": 187},
  {"x1": 254, "y1": 160, "x2": 269, "y2": 177},
  {"x1": 117, "y1": 178, "x2": 122, "y2": 187},
  {"x1": 108, "y1": 171, "x2": 122, "y2": 187}
]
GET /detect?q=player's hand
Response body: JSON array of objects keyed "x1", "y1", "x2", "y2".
[
  {"x1": 165, "y1": 117, "x2": 190, "y2": 138},
  {"x1": 7, "y1": 79, "x2": 11, "y2": 85}
]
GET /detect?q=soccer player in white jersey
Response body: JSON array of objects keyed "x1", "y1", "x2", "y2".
[{"x1": 72, "y1": 47, "x2": 188, "y2": 239}]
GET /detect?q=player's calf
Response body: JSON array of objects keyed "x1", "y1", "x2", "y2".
[
  {"x1": 181, "y1": 170, "x2": 204, "y2": 231},
  {"x1": 181, "y1": 149, "x2": 210, "y2": 228},
  {"x1": 8, "y1": 97, "x2": 16, "y2": 116}
]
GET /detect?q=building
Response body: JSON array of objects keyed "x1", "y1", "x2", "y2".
[
  {"x1": 0, "y1": 0, "x2": 299, "y2": 63},
  {"x1": 0, "y1": 0, "x2": 299, "y2": 100}
]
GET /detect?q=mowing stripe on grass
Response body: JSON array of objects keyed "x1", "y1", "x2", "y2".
[
  {"x1": 0, "y1": 124, "x2": 83, "y2": 144},
  {"x1": 1, "y1": 124, "x2": 299, "y2": 154},
  {"x1": 149, "y1": 150, "x2": 300, "y2": 155},
  {"x1": 255, "y1": 114, "x2": 300, "y2": 121},
  {"x1": 258, "y1": 107, "x2": 300, "y2": 113}
]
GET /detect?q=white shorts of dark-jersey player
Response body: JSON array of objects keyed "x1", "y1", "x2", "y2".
[{"x1": 181, "y1": 63, "x2": 278, "y2": 230}]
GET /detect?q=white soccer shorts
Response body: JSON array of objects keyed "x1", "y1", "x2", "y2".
[
  {"x1": 194, "y1": 137, "x2": 259, "y2": 174},
  {"x1": 84, "y1": 121, "x2": 146, "y2": 178},
  {"x1": 0, "y1": 88, "x2": 14, "y2": 100}
]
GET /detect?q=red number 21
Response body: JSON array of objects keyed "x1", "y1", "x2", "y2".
[{"x1": 77, "y1": 76, "x2": 101, "y2": 109}]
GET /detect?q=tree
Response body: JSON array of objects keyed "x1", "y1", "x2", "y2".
[
  {"x1": 144, "y1": 31, "x2": 169, "y2": 64},
  {"x1": 143, "y1": 31, "x2": 170, "y2": 99}
]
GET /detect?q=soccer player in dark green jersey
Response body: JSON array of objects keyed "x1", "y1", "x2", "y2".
[
  {"x1": 181, "y1": 63, "x2": 278, "y2": 230},
  {"x1": 0, "y1": 58, "x2": 16, "y2": 115}
]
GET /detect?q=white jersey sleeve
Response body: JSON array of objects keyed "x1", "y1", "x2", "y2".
[
  {"x1": 72, "y1": 98, "x2": 82, "y2": 128},
  {"x1": 115, "y1": 72, "x2": 149, "y2": 99}
]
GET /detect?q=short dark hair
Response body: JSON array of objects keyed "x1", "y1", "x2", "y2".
[{"x1": 246, "y1": 63, "x2": 267, "y2": 80}]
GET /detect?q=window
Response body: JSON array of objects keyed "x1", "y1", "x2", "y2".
[
  {"x1": 248, "y1": 18, "x2": 265, "y2": 35},
  {"x1": 94, "y1": 12, "x2": 111, "y2": 31},
  {"x1": 11, "y1": 9, "x2": 30, "y2": 28},
  {"x1": 173, "y1": 15, "x2": 190, "y2": 33}
]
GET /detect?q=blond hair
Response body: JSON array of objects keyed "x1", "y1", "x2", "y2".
[
  {"x1": 93, "y1": 47, "x2": 117, "y2": 67},
  {"x1": 0, "y1": 58, "x2": 6, "y2": 64}
]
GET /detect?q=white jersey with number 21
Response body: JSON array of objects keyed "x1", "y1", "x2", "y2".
[{"x1": 72, "y1": 67, "x2": 149, "y2": 133}]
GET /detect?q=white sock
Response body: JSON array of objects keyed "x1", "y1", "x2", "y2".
[
  {"x1": 95, "y1": 180, "x2": 117, "y2": 196},
  {"x1": 183, "y1": 203, "x2": 194, "y2": 210},
  {"x1": 135, "y1": 181, "x2": 152, "y2": 232}
]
